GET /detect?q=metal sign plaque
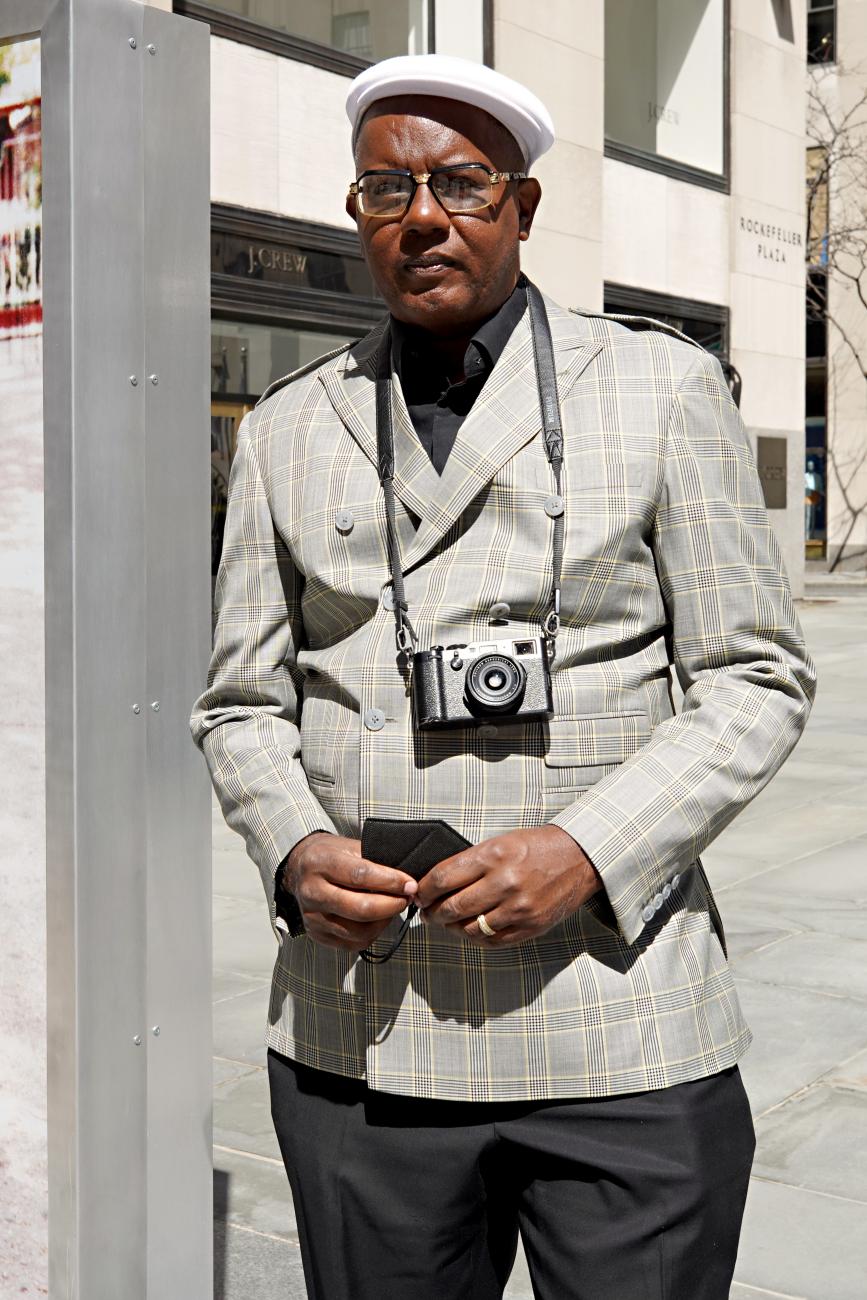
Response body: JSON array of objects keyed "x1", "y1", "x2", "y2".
[{"x1": 756, "y1": 435, "x2": 788, "y2": 510}]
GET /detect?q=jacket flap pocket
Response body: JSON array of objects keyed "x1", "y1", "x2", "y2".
[{"x1": 543, "y1": 712, "x2": 652, "y2": 768}]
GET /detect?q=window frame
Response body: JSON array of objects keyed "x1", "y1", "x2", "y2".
[
  {"x1": 209, "y1": 324, "x2": 358, "y2": 405},
  {"x1": 173, "y1": 1, "x2": 371, "y2": 74},
  {"x1": 175, "y1": 1, "x2": 496, "y2": 74},
  {"x1": 807, "y1": 0, "x2": 836, "y2": 66},
  {"x1": 603, "y1": 0, "x2": 731, "y2": 195},
  {"x1": 603, "y1": 282, "x2": 730, "y2": 359}
]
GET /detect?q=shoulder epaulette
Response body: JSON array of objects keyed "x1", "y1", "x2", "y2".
[
  {"x1": 569, "y1": 307, "x2": 705, "y2": 351},
  {"x1": 256, "y1": 341, "x2": 353, "y2": 407}
]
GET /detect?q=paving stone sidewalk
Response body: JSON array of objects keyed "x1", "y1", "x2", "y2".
[{"x1": 211, "y1": 595, "x2": 867, "y2": 1300}]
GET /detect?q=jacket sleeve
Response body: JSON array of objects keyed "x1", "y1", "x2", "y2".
[
  {"x1": 189, "y1": 412, "x2": 337, "y2": 926},
  {"x1": 551, "y1": 349, "x2": 817, "y2": 945}
]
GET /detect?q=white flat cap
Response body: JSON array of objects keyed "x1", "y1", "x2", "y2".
[{"x1": 346, "y1": 54, "x2": 555, "y2": 166}]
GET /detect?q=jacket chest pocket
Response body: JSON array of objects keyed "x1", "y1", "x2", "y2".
[{"x1": 543, "y1": 711, "x2": 652, "y2": 792}]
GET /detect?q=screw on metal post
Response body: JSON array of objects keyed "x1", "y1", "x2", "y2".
[
  {"x1": 152, "y1": 1026, "x2": 160, "y2": 1037},
  {"x1": 149, "y1": 374, "x2": 158, "y2": 385},
  {"x1": 151, "y1": 701, "x2": 160, "y2": 711},
  {"x1": 128, "y1": 37, "x2": 137, "y2": 49},
  {"x1": 129, "y1": 375, "x2": 138, "y2": 386},
  {"x1": 133, "y1": 1035, "x2": 142, "y2": 1045},
  {"x1": 132, "y1": 704, "x2": 141, "y2": 714},
  {"x1": 147, "y1": 44, "x2": 156, "y2": 54}
]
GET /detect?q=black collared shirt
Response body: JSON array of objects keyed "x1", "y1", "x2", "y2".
[{"x1": 391, "y1": 283, "x2": 527, "y2": 474}]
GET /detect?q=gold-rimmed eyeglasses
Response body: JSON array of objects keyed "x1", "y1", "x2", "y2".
[{"x1": 348, "y1": 162, "x2": 529, "y2": 218}]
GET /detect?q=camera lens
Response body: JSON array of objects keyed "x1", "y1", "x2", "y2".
[{"x1": 465, "y1": 653, "x2": 526, "y2": 713}]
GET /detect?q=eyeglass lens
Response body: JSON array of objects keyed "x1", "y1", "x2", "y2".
[{"x1": 357, "y1": 166, "x2": 494, "y2": 216}]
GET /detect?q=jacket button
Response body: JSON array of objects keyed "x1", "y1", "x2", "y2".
[
  {"x1": 544, "y1": 494, "x2": 564, "y2": 518},
  {"x1": 478, "y1": 724, "x2": 498, "y2": 739},
  {"x1": 363, "y1": 708, "x2": 385, "y2": 731},
  {"x1": 662, "y1": 883, "x2": 672, "y2": 900},
  {"x1": 489, "y1": 601, "x2": 510, "y2": 620},
  {"x1": 335, "y1": 509, "x2": 354, "y2": 534},
  {"x1": 641, "y1": 905, "x2": 656, "y2": 924},
  {"x1": 671, "y1": 873, "x2": 681, "y2": 889},
  {"x1": 653, "y1": 893, "x2": 664, "y2": 911},
  {"x1": 382, "y1": 587, "x2": 396, "y2": 611}
]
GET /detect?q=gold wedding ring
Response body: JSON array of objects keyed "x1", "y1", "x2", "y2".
[{"x1": 477, "y1": 913, "x2": 496, "y2": 938}]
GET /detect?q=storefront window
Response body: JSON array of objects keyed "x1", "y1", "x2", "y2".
[
  {"x1": 211, "y1": 319, "x2": 353, "y2": 399},
  {"x1": 604, "y1": 287, "x2": 727, "y2": 355},
  {"x1": 804, "y1": 439, "x2": 826, "y2": 555},
  {"x1": 808, "y1": 1, "x2": 836, "y2": 65},
  {"x1": 605, "y1": 0, "x2": 725, "y2": 178},
  {"x1": 197, "y1": 0, "x2": 430, "y2": 61},
  {"x1": 210, "y1": 321, "x2": 355, "y2": 577}
]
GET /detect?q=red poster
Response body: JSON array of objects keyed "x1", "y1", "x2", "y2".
[{"x1": 0, "y1": 40, "x2": 41, "y2": 340}]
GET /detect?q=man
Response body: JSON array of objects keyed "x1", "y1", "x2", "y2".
[{"x1": 191, "y1": 54, "x2": 816, "y2": 1300}]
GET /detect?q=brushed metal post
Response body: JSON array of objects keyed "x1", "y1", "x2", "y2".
[
  {"x1": 14, "y1": 0, "x2": 215, "y2": 1293},
  {"x1": 141, "y1": 6, "x2": 212, "y2": 1296}
]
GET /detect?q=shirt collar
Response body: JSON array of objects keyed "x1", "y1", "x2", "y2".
[
  {"x1": 391, "y1": 280, "x2": 527, "y2": 386},
  {"x1": 467, "y1": 280, "x2": 527, "y2": 373}
]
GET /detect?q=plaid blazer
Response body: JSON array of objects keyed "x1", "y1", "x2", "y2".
[{"x1": 191, "y1": 294, "x2": 816, "y2": 1102}]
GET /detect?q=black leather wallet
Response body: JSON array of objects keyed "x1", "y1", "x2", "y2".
[
  {"x1": 359, "y1": 818, "x2": 471, "y2": 963},
  {"x1": 361, "y1": 817, "x2": 471, "y2": 880}
]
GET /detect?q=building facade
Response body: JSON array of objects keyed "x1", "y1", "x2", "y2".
[
  {"x1": 155, "y1": 0, "x2": 808, "y2": 593},
  {"x1": 807, "y1": 0, "x2": 867, "y2": 571}
]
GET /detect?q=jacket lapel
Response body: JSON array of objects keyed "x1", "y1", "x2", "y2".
[
  {"x1": 317, "y1": 317, "x2": 384, "y2": 475},
  {"x1": 318, "y1": 318, "x2": 440, "y2": 554},
  {"x1": 399, "y1": 299, "x2": 603, "y2": 572},
  {"x1": 318, "y1": 296, "x2": 603, "y2": 573}
]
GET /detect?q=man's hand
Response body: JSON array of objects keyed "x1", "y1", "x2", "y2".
[
  {"x1": 282, "y1": 832, "x2": 417, "y2": 952},
  {"x1": 414, "y1": 826, "x2": 603, "y2": 947}
]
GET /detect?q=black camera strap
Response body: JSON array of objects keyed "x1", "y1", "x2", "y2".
[
  {"x1": 525, "y1": 278, "x2": 565, "y2": 639},
  {"x1": 375, "y1": 275, "x2": 565, "y2": 652},
  {"x1": 376, "y1": 334, "x2": 418, "y2": 655}
]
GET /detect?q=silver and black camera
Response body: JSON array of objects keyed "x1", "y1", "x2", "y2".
[{"x1": 413, "y1": 636, "x2": 553, "y2": 729}]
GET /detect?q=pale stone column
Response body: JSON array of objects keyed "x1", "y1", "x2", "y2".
[
  {"x1": 729, "y1": 0, "x2": 808, "y2": 594},
  {"x1": 494, "y1": 0, "x2": 605, "y2": 310}
]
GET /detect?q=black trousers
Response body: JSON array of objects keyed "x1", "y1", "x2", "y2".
[{"x1": 268, "y1": 1050, "x2": 755, "y2": 1300}]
